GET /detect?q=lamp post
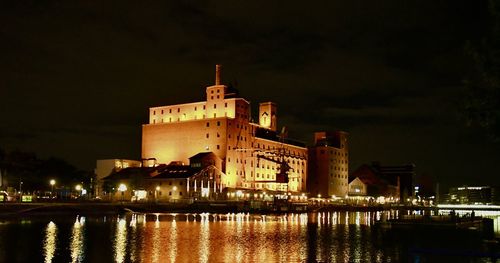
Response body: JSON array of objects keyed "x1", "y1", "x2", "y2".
[
  {"x1": 75, "y1": 184, "x2": 82, "y2": 200},
  {"x1": 50, "y1": 179, "x2": 56, "y2": 199},
  {"x1": 118, "y1": 183, "x2": 127, "y2": 203}
]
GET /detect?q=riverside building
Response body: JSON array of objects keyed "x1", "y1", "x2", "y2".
[
  {"x1": 307, "y1": 131, "x2": 349, "y2": 198},
  {"x1": 141, "y1": 65, "x2": 307, "y2": 193}
]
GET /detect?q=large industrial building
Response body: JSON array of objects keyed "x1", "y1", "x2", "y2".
[
  {"x1": 307, "y1": 131, "x2": 349, "y2": 198},
  {"x1": 141, "y1": 65, "x2": 308, "y2": 193}
]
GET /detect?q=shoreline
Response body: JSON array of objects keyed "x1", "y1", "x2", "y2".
[{"x1": 0, "y1": 202, "x2": 436, "y2": 217}]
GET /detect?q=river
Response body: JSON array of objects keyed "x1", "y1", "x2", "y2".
[{"x1": 0, "y1": 211, "x2": 498, "y2": 262}]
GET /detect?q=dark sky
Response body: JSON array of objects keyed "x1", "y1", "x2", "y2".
[{"x1": 0, "y1": 1, "x2": 497, "y2": 190}]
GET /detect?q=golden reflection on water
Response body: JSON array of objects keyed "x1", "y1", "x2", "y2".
[
  {"x1": 169, "y1": 218, "x2": 177, "y2": 263},
  {"x1": 43, "y1": 221, "x2": 57, "y2": 263},
  {"x1": 199, "y1": 214, "x2": 210, "y2": 263},
  {"x1": 114, "y1": 218, "x2": 127, "y2": 263},
  {"x1": 70, "y1": 216, "x2": 85, "y2": 263},
  {"x1": 104, "y1": 212, "x2": 391, "y2": 262}
]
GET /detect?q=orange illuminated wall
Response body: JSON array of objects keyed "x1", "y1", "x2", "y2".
[{"x1": 142, "y1": 65, "x2": 308, "y2": 192}]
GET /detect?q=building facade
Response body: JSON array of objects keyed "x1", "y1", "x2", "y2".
[
  {"x1": 307, "y1": 131, "x2": 349, "y2": 198},
  {"x1": 141, "y1": 65, "x2": 307, "y2": 193}
]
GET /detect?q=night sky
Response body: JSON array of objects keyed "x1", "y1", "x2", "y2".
[{"x1": 1, "y1": 1, "x2": 497, "y2": 190}]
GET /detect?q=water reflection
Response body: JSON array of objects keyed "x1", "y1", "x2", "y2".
[
  {"x1": 199, "y1": 214, "x2": 210, "y2": 263},
  {"x1": 114, "y1": 218, "x2": 127, "y2": 263},
  {"x1": 43, "y1": 221, "x2": 57, "y2": 263},
  {"x1": 5, "y1": 210, "x2": 499, "y2": 262},
  {"x1": 70, "y1": 216, "x2": 85, "y2": 263}
]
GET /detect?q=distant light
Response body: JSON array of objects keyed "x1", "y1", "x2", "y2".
[
  {"x1": 173, "y1": 186, "x2": 178, "y2": 191},
  {"x1": 75, "y1": 185, "x2": 82, "y2": 191},
  {"x1": 49, "y1": 179, "x2": 56, "y2": 186},
  {"x1": 317, "y1": 194, "x2": 321, "y2": 198},
  {"x1": 118, "y1": 184, "x2": 127, "y2": 192},
  {"x1": 156, "y1": 186, "x2": 160, "y2": 191}
]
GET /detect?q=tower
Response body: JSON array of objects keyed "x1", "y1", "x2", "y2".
[{"x1": 259, "y1": 102, "x2": 277, "y2": 131}]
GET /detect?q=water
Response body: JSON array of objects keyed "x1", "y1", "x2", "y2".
[{"x1": 0, "y1": 211, "x2": 498, "y2": 262}]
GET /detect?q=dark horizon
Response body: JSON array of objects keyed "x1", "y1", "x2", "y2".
[{"x1": 1, "y1": 1, "x2": 499, "y2": 191}]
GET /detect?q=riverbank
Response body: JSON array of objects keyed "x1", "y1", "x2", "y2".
[{"x1": 0, "y1": 202, "x2": 437, "y2": 217}]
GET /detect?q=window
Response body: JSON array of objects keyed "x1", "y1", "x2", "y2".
[
  {"x1": 217, "y1": 145, "x2": 220, "y2": 150},
  {"x1": 161, "y1": 110, "x2": 164, "y2": 114},
  {"x1": 206, "y1": 122, "x2": 210, "y2": 127},
  {"x1": 177, "y1": 108, "x2": 180, "y2": 112},
  {"x1": 169, "y1": 192, "x2": 172, "y2": 196},
  {"x1": 225, "y1": 103, "x2": 227, "y2": 107},
  {"x1": 169, "y1": 109, "x2": 172, "y2": 113},
  {"x1": 195, "y1": 107, "x2": 197, "y2": 111},
  {"x1": 217, "y1": 133, "x2": 220, "y2": 138},
  {"x1": 217, "y1": 95, "x2": 220, "y2": 99},
  {"x1": 217, "y1": 89, "x2": 220, "y2": 93},
  {"x1": 153, "y1": 110, "x2": 156, "y2": 115},
  {"x1": 214, "y1": 104, "x2": 217, "y2": 109},
  {"x1": 206, "y1": 133, "x2": 209, "y2": 138},
  {"x1": 180, "y1": 191, "x2": 182, "y2": 196},
  {"x1": 211, "y1": 96, "x2": 214, "y2": 100},
  {"x1": 217, "y1": 121, "x2": 220, "y2": 126},
  {"x1": 211, "y1": 90, "x2": 214, "y2": 94},
  {"x1": 203, "y1": 105, "x2": 206, "y2": 110}
]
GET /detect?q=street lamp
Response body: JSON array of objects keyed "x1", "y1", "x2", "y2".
[
  {"x1": 50, "y1": 179, "x2": 56, "y2": 197},
  {"x1": 75, "y1": 184, "x2": 82, "y2": 199},
  {"x1": 118, "y1": 183, "x2": 127, "y2": 202}
]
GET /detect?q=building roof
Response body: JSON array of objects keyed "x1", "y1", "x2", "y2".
[
  {"x1": 189, "y1": 152, "x2": 215, "y2": 159},
  {"x1": 151, "y1": 165, "x2": 194, "y2": 179},
  {"x1": 103, "y1": 164, "x2": 197, "y2": 181}
]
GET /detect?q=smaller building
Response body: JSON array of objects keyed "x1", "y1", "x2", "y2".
[
  {"x1": 101, "y1": 152, "x2": 227, "y2": 202},
  {"x1": 445, "y1": 186, "x2": 495, "y2": 205},
  {"x1": 348, "y1": 177, "x2": 367, "y2": 196},
  {"x1": 94, "y1": 159, "x2": 142, "y2": 197},
  {"x1": 350, "y1": 164, "x2": 400, "y2": 202}
]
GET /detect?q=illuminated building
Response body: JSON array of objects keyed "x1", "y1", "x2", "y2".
[
  {"x1": 141, "y1": 65, "x2": 307, "y2": 193},
  {"x1": 95, "y1": 159, "x2": 142, "y2": 196},
  {"x1": 350, "y1": 163, "x2": 402, "y2": 201},
  {"x1": 307, "y1": 131, "x2": 349, "y2": 198},
  {"x1": 445, "y1": 186, "x2": 496, "y2": 205}
]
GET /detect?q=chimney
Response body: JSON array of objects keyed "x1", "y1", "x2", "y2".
[{"x1": 215, "y1": 64, "x2": 222, "y2": 85}]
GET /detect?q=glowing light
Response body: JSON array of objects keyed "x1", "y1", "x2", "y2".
[
  {"x1": 75, "y1": 185, "x2": 82, "y2": 191},
  {"x1": 114, "y1": 218, "x2": 127, "y2": 263},
  {"x1": 118, "y1": 184, "x2": 127, "y2": 192},
  {"x1": 43, "y1": 221, "x2": 57, "y2": 263},
  {"x1": 70, "y1": 216, "x2": 85, "y2": 263},
  {"x1": 317, "y1": 194, "x2": 321, "y2": 198},
  {"x1": 50, "y1": 179, "x2": 56, "y2": 186},
  {"x1": 156, "y1": 186, "x2": 161, "y2": 191},
  {"x1": 173, "y1": 186, "x2": 178, "y2": 191}
]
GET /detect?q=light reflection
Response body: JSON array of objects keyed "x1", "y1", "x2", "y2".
[
  {"x1": 151, "y1": 215, "x2": 161, "y2": 263},
  {"x1": 169, "y1": 219, "x2": 177, "y2": 262},
  {"x1": 199, "y1": 215, "x2": 210, "y2": 263},
  {"x1": 43, "y1": 221, "x2": 57, "y2": 263},
  {"x1": 114, "y1": 218, "x2": 127, "y2": 263},
  {"x1": 70, "y1": 216, "x2": 85, "y2": 263}
]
